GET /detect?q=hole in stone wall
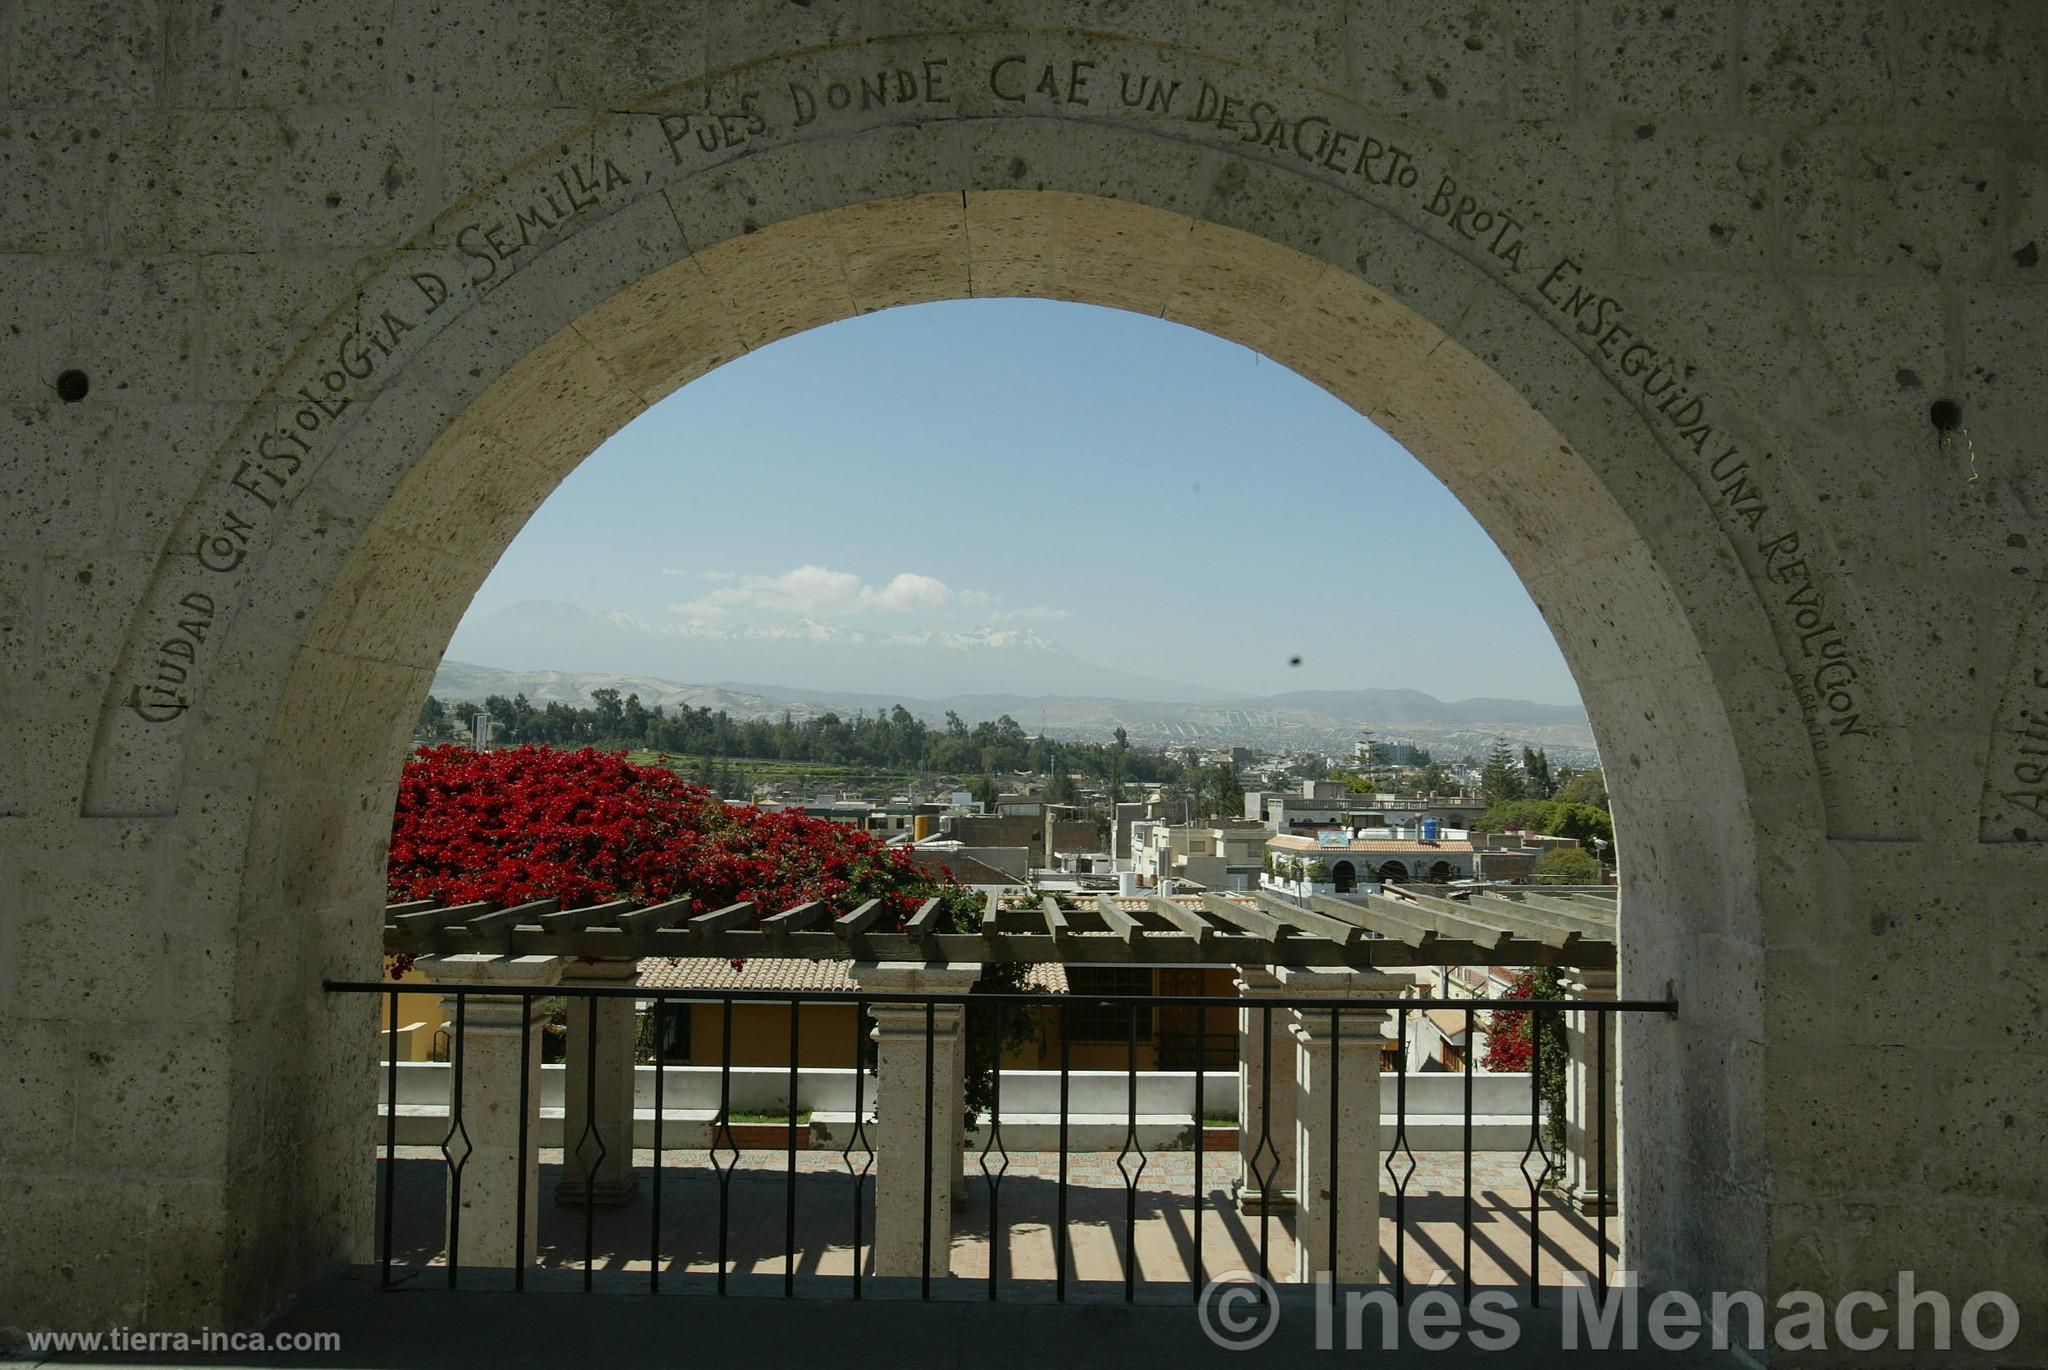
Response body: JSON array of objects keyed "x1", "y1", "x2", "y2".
[
  {"x1": 1929, "y1": 399, "x2": 1962, "y2": 432},
  {"x1": 55, "y1": 369, "x2": 89, "y2": 403}
]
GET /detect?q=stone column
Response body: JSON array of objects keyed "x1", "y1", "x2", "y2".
[
  {"x1": 950, "y1": 1009, "x2": 971, "y2": 1201},
  {"x1": 1559, "y1": 967, "x2": 1618, "y2": 1215},
  {"x1": 1280, "y1": 967, "x2": 1408, "y2": 1284},
  {"x1": 416, "y1": 953, "x2": 564, "y2": 1269},
  {"x1": 1234, "y1": 966, "x2": 1296, "y2": 1213},
  {"x1": 555, "y1": 957, "x2": 641, "y2": 1206},
  {"x1": 848, "y1": 961, "x2": 980, "y2": 1279}
]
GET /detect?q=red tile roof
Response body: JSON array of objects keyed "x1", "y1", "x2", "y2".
[{"x1": 636, "y1": 957, "x2": 1066, "y2": 993}]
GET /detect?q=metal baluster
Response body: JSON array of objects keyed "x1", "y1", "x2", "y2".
[
  {"x1": 1386, "y1": 1005, "x2": 1414, "y2": 1302},
  {"x1": 1327, "y1": 1003, "x2": 1340, "y2": 1282},
  {"x1": 650, "y1": 999, "x2": 665, "y2": 1295},
  {"x1": 980, "y1": 1000, "x2": 1007, "y2": 1301},
  {"x1": 1597, "y1": 1009, "x2": 1609, "y2": 1299},
  {"x1": 921, "y1": 1000, "x2": 935, "y2": 1301},
  {"x1": 844, "y1": 998, "x2": 870, "y2": 1300},
  {"x1": 444, "y1": 992, "x2": 469, "y2": 1287},
  {"x1": 785, "y1": 998, "x2": 801, "y2": 1296},
  {"x1": 515, "y1": 993, "x2": 532, "y2": 1290},
  {"x1": 1117, "y1": 1001, "x2": 1145, "y2": 1304},
  {"x1": 380, "y1": 989, "x2": 398, "y2": 1289},
  {"x1": 1056, "y1": 1000, "x2": 1070, "y2": 1302},
  {"x1": 715, "y1": 998, "x2": 735, "y2": 1295},
  {"x1": 1190, "y1": 1043, "x2": 1204, "y2": 1304},
  {"x1": 1462, "y1": 1004, "x2": 1474, "y2": 1302},
  {"x1": 1520, "y1": 1002, "x2": 1545, "y2": 1306},
  {"x1": 1257, "y1": 1004, "x2": 1274, "y2": 1284},
  {"x1": 581, "y1": 995, "x2": 599, "y2": 1293}
]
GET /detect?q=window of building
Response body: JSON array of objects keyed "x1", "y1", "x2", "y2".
[
  {"x1": 641, "y1": 1005, "x2": 692, "y2": 1062},
  {"x1": 1064, "y1": 966, "x2": 1155, "y2": 1042}
]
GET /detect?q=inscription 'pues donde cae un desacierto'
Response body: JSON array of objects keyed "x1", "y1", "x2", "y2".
[{"x1": 123, "y1": 46, "x2": 1877, "y2": 778}]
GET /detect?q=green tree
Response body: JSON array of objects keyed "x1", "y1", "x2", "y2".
[
  {"x1": 416, "y1": 694, "x2": 448, "y2": 738},
  {"x1": 1533, "y1": 846, "x2": 1599, "y2": 884},
  {"x1": 1480, "y1": 738, "x2": 1525, "y2": 805},
  {"x1": 483, "y1": 693, "x2": 520, "y2": 741},
  {"x1": 1554, "y1": 769, "x2": 1609, "y2": 810},
  {"x1": 1522, "y1": 746, "x2": 1555, "y2": 799},
  {"x1": 1478, "y1": 797, "x2": 1554, "y2": 834},
  {"x1": 1204, "y1": 762, "x2": 1242, "y2": 819},
  {"x1": 1106, "y1": 725, "x2": 1129, "y2": 806},
  {"x1": 1043, "y1": 769, "x2": 1080, "y2": 805},
  {"x1": 590, "y1": 688, "x2": 625, "y2": 738},
  {"x1": 1546, "y1": 802, "x2": 1613, "y2": 849}
]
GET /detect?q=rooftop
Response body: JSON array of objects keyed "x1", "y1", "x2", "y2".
[
  {"x1": 638, "y1": 956, "x2": 1069, "y2": 993},
  {"x1": 1268, "y1": 834, "x2": 1477, "y2": 853}
]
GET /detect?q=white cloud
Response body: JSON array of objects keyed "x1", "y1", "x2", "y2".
[
  {"x1": 670, "y1": 564, "x2": 968, "y2": 622},
  {"x1": 991, "y1": 605, "x2": 1070, "y2": 622}
]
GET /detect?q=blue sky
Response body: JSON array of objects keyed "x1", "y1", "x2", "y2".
[{"x1": 455, "y1": 298, "x2": 1580, "y2": 705}]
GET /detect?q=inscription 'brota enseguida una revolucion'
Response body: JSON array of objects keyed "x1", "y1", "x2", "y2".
[{"x1": 112, "y1": 42, "x2": 1879, "y2": 790}]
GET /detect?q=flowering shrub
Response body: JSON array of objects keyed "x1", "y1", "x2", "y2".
[
  {"x1": 1480, "y1": 970, "x2": 1542, "y2": 1073},
  {"x1": 1482, "y1": 968, "x2": 1568, "y2": 1157},
  {"x1": 387, "y1": 744, "x2": 940, "y2": 921}
]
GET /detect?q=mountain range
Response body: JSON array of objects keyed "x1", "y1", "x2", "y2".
[
  {"x1": 447, "y1": 600, "x2": 1229, "y2": 702},
  {"x1": 428, "y1": 658, "x2": 1596, "y2": 763}
]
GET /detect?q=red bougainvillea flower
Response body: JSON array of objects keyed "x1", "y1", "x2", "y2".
[
  {"x1": 1481, "y1": 971, "x2": 1538, "y2": 1074},
  {"x1": 387, "y1": 744, "x2": 942, "y2": 925}
]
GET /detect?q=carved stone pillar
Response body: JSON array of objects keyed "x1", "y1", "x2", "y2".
[
  {"x1": 1559, "y1": 967, "x2": 1619, "y2": 1214},
  {"x1": 1234, "y1": 965, "x2": 1296, "y2": 1213},
  {"x1": 416, "y1": 953, "x2": 563, "y2": 1268},
  {"x1": 555, "y1": 957, "x2": 641, "y2": 1206},
  {"x1": 848, "y1": 961, "x2": 980, "y2": 1278},
  {"x1": 1280, "y1": 967, "x2": 1407, "y2": 1283}
]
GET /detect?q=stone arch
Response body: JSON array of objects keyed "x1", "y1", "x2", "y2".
[
  {"x1": 20, "y1": 11, "x2": 2035, "y2": 1339},
  {"x1": 1376, "y1": 859, "x2": 1410, "y2": 883},
  {"x1": 1330, "y1": 859, "x2": 1357, "y2": 893},
  {"x1": 101, "y1": 97, "x2": 1803, "y2": 1321}
]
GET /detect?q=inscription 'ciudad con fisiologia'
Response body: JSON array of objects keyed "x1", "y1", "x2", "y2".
[{"x1": 120, "y1": 43, "x2": 1875, "y2": 773}]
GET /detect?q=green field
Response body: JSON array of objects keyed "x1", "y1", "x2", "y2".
[{"x1": 623, "y1": 751, "x2": 936, "y2": 793}]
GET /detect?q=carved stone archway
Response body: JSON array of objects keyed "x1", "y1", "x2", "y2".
[{"x1": 4, "y1": 5, "x2": 2042, "y2": 1348}]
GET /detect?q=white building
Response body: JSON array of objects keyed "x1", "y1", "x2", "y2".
[{"x1": 1130, "y1": 820, "x2": 1269, "y2": 891}]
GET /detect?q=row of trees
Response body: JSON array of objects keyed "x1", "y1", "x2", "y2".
[{"x1": 418, "y1": 692, "x2": 1190, "y2": 789}]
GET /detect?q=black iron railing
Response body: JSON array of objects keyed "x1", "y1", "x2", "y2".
[{"x1": 333, "y1": 980, "x2": 1671, "y2": 1305}]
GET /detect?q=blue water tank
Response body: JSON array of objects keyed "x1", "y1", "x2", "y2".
[{"x1": 1421, "y1": 817, "x2": 1441, "y2": 841}]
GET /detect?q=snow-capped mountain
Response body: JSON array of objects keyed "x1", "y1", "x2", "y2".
[{"x1": 445, "y1": 600, "x2": 1222, "y2": 701}]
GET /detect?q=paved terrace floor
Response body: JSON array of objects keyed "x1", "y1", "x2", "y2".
[
  {"x1": 379, "y1": 1148, "x2": 1609, "y2": 1291},
  {"x1": 15, "y1": 1153, "x2": 1701, "y2": 1370}
]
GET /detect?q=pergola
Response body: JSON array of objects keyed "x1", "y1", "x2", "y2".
[
  {"x1": 376, "y1": 884, "x2": 1622, "y2": 1281},
  {"x1": 381, "y1": 885, "x2": 1615, "y2": 970}
]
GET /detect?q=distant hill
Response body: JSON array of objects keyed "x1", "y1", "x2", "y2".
[
  {"x1": 445, "y1": 600, "x2": 1234, "y2": 703},
  {"x1": 429, "y1": 661, "x2": 1596, "y2": 762},
  {"x1": 1239, "y1": 689, "x2": 1587, "y2": 728}
]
